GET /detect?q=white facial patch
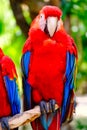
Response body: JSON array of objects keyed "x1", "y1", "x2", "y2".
[
  {"x1": 39, "y1": 14, "x2": 46, "y2": 31},
  {"x1": 57, "y1": 19, "x2": 63, "y2": 31}
]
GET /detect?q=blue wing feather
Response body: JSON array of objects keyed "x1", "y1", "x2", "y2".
[
  {"x1": 21, "y1": 51, "x2": 31, "y2": 109},
  {"x1": 21, "y1": 51, "x2": 31, "y2": 78},
  {"x1": 61, "y1": 52, "x2": 75, "y2": 123},
  {"x1": 4, "y1": 76, "x2": 20, "y2": 115}
]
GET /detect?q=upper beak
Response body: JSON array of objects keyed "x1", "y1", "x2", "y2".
[{"x1": 47, "y1": 17, "x2": 58, "y2": 37}]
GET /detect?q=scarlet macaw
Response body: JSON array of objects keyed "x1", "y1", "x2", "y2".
[
  {"x1": 0, "y1": 48, "x2": 20, "y2": 130},
  {"x1": 21, "y1": 6, "x2": 77, "y2": 130}
]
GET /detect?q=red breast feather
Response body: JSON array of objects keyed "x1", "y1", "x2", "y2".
[{"x1": 26, "y1": 28, "x2": 69, "y2": 107}]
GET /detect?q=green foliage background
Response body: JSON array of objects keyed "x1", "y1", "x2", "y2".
[
  {"x1": 0, "y1": 0, "x2": 87, "y2": 94},
  {"x1": 0, "y1": 0, "x2": 26, "y2": 94},
  {"x1": 0, "y1": 0, "x2": 25, "y2": 66}
]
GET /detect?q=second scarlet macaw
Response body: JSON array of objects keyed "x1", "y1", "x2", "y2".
[
  {"x1": 21, "y1": 6, "x2": 77, "y2": 130},
  {"x1": 0, "y1": 48, "x2": 20, "y2": 130}
]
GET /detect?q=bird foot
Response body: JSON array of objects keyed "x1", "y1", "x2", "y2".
[
  {"x1": 49, "y1": 99, "x2": 56, "y2": 113},
  {"x1": 39, "y1": 99, "x2": 56, "y2": 114},
  {"x1": 0, "y1": 117, "x2": 10, "y2": 130}
]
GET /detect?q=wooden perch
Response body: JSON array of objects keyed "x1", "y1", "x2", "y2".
[{"x1": 0, "y1": 104, "x2": 58, "y2": 130}]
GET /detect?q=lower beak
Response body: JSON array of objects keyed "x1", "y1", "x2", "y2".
[{"x1": 47, "y1": 17, "x2": 58, "y2": 37}]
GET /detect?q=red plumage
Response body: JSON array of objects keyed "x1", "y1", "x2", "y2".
[
  {"x1": 0, "y1": 69, "x2": 11, "y2": 117},
  {"x1": 40, "y1": 6, "x2": 62, "y2": 19},
  {"x1": 0, "y1": 48, "x2": 17, "y2": 118},
  {"x1": 22, "y1": 6, "x2": 77, "y2": 130},
  {"x1": 23, "y1": 28, "x2": 77, "y2": 106}
]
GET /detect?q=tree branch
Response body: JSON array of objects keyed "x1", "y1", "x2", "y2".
[
  {"x1": 0, "y1": 104, "x2": 58, "y2": 129},
  {"x1": 9, "y1": 0, "x2": 29, "y2": 37}
]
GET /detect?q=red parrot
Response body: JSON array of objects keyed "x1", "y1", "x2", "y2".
[
  {"x1": 21, "y1": 6, "x2": 77, "y2": 130},
  {"x1": 0, "y1": 48, "x2": 20, "y2": 130}
]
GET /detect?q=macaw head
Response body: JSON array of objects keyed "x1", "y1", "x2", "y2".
[{"x1": 31, "y1": 6, "x2": 63, "y2": 37}]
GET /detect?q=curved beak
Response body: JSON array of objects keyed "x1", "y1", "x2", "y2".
[{"x1": 47, "y1": 17, "x2": 58, "y2": 37}]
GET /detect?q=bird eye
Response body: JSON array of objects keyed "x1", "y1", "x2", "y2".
[
  {"x1": 40, "y1": 15, "x2": 42, "y2": 18},
  {"x1": 40, "y1": 14, "x2": 44, "y2": 19}
]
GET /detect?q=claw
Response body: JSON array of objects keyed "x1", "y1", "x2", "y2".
[
  {"x1": 39, "y1": 101, "x2": 49, "y2": 114},
  {"x1": 1, "y1": 117, "x2": 10, "y2": 130},
  {"x1": 39, "y1": 100, "x2": 56, "y2": 130},
  {"x1": 49, "y1": 99, "x2": 56, "y2": 113}
]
